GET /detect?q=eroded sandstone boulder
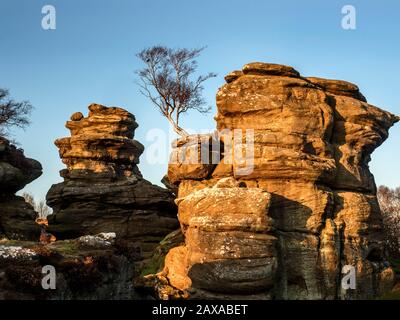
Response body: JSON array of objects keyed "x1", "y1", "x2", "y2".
[
  {"x1": 46, "y1": 104, "x2": 179, "y2": 261},
  {"x1": 161, "y1": 178, "x2": 277, "y2": 299},
  {"x1": 163, "y1": 62, "x2": 399, "y2": 299},
  {"x1": 0, "y1": 137, "x2": 42, "y2": 240}
]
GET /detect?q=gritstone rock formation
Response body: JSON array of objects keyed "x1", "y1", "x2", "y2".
[
  {"x1": 46, "y1": 104, "x2": 179, "y2": 261},
  {"x1": 0, "y1": 137, "x2": 42, "y2": 240},
  {"x1": 162, "y1": 62, "x2": 399, "y2": 299},
  {"x1": 0, "y1": 233, "x2": 139, "y2": 299}
]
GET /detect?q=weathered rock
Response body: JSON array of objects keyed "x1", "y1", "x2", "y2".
[
  {"x1": 0, "y1": 137, "x2": 42, "y2": 193},
  {"x1": 215, "y1": 73, "x2": 337, "y2": 183},
  {"x1": 331, "y1": 95, "x2": 396, "y2": 192},
  {"x1": 0, "y1": 196, "x2": 41, "y2": 240},
  {"x1": 333, "y1": 191, "x2": 396, "y2": 299},
  {"x1": 162, "y1": 178, "x2": 278, "y2": 297},
  {"x1": 0, "y1": 137, "x2": 42, "y2": 240},
  {"x1": 133, "y1": 229, "x2": 188, "y2": 300},
  {"x1": 257, "y1": 180, "x2": 333, "y2": 234},
  {"x1": 168, "y1": 134, "x2": 219, "y2": 184},
  {"x1": 242, "y1": 62, "x2": 301, "y2": 78},
  {"x1": 46, "y1": 104, "x2": 179, "y2": 261},
  {"x1": 306, "y1": 77, "x2": 367, "y2": 102},
  {"x1": 224, "y1": 70, "x2": 243, "y2": 83},
  {"x1": 0, "y1": 236, "x2": 139, "y2": 300},
  {"x1": 163, "y1": 62, "x2": 399, "y2": 299},
  {"x1": 177, "y1": 178, "x2": 273, "y2": 233}
]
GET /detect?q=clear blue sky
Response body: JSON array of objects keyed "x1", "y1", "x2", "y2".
[{"x1": 1, "y1": 0, "x2": 399, "y2": 201}]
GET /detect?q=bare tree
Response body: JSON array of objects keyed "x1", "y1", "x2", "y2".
[
  {"x1": 378, "y1": 186, "x2": 400, "y2": 258},
  {"x1": 22, "y1": 192, "x2": 53, "y2": 218},
  {"x1": 0, "y1": 89, "x2": 33, "y2": 137},
  {"x1": 36, "y1": 199, "x2": 52, "y2": 218},
  {"x1": 22, "y1": 191, "x2": 35, "y2": 207},
  {"x1": 136, "y1": 46, "x2": 216, "y2": 137}
]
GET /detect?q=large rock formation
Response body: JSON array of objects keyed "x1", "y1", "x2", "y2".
[
  {"x1": 0, "y1": 137, "x2": 42, "y2": 240},
  {"x1": 162, "y1": 62, "x2": 399, "y2": 299},
  {"x1": 46, "y1": 104, "x2": 179, "y2": 262}
]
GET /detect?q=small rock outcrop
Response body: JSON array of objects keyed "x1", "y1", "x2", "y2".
[
  {"x1": 162, "y1": 62, "x2": 399, "y2": 299},
  {"x1": 0, "y1": 234, "x2": 139, "y2": 299},
  {"x1": 0, "y1": 137, "x2": 42, "y2": 240},
  {"x1": 46, "y1": 104, "x2": 179, "y2": 261}
]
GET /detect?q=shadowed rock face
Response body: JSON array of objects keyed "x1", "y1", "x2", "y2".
[
  {"x1": 0, "y1": 234, "x2": 139, "y2": 300},
  {"x1": 0, "y1": 137, "x2": 42, "y2": 240},
  {"x1": 163, "y1": 62, "x2": 399, "y2": 299},
  {"x1": 46, "y1": 104, "x2": 179, "y2": 261}
]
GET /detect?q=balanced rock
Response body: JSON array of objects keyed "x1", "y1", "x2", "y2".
[
  {"x1": 46, "y1": 104, "x2": 179, "y2": 261},
  {"x1": 164, "y1": 62, "x2": 399, "y2": 299},
  {"x1": 0, "y1": 137, "x2": 42, "y2": 240}
]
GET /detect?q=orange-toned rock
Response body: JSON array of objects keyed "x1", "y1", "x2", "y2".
[
  {"x1": 163, "y1": 178, "x2": 277, "y2": 296},
  {"x1": 47, "y1": 104, "x2": 179, "y2": 260},
  {"x1": 164, "y1": 62, "x2": 399, "y2": 300},
  {"x1": 242, "y1": 62, "x2": 300, "y2": 78},
  {"x1": 331, "y1": 96, "x2": 396, "y2": 192},
  {"x1": 224, "y1": 70, "x2": 243, "y2": 83},
  {"x1": 163, "y1": 246, "x2": 191, "y2": 290},
  {"x1": 167, "y1": 134, "x2": 219, "y2": 184},
  {"x1": 306, "y1": 77, "x2": 366, "y2": 102},
  {"x1": 177, "y1": 178, "x2": 273, "y2": 233}
]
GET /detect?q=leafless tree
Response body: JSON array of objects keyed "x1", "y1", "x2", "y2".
[
  {"x1": 22, "y1": 192, "x2": 53, "y2": 218},
  {"x1": 22, "y1": 192, "x2": 35, "y2": 207},
  {"x1": 0, "y1": 89, "x2": 33, "y2": 137},
  {"x1": 136, "y1": 46, "x2": 216, "y2": 137},
  {"x1": 378, "y1": 185, "x2": 400, "y2": 258}
]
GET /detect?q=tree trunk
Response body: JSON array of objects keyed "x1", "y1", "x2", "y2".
[{"x1": 166, "y1": 114, "x2": 189, "y2": 137}]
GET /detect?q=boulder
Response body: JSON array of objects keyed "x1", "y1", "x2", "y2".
[{"x1": 162, "y1": 178, "x2": 278, "y2": 297}]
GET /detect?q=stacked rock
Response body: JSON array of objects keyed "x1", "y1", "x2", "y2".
[
  {"x1": 47, "y1": 104, "x2": 179, "y2": 260},
  {"x1": 164, "y1": 177, "x2": 277, "y2": 299},
  {"x1": 0, "y1": 137, "x2": 42, "y2": 240},
  {"x1": 164, "y1": 62, "x2": 399, "y2": 299}
]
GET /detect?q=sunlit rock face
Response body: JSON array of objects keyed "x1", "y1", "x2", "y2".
[
  {"x1": 163, "y1": 62, "x2": 399, "y2": 299},
  {"x1": 0, "y1": 137, "x2": 42, "y2": 240},
  {"x1": 46, "y1": 104, "x2": 179, "y2": 261},
  {"x1": 55, "y1": 105, "x2": 143, "y2": 176}
]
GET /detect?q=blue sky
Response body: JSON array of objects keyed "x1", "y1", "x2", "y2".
[{"x1": 0, "y1": 0, "x2": 399, "y2": 201}]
